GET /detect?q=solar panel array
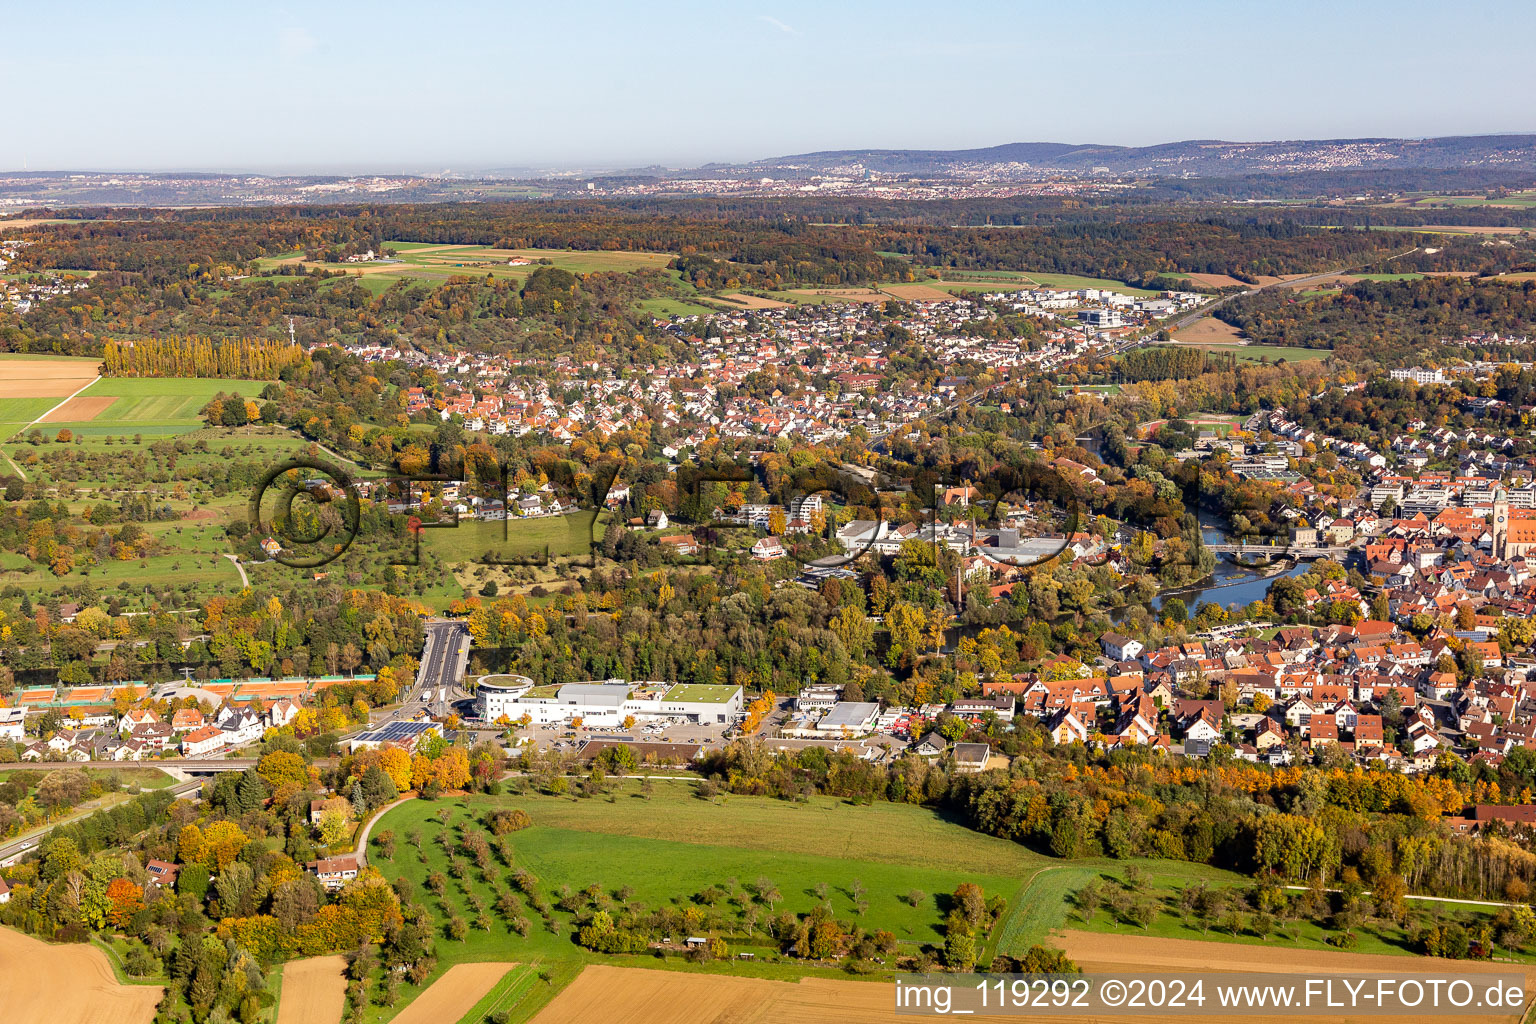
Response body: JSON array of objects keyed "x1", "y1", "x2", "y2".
[{"x1": 354, "y1": 721, "x2": 436, "y2": 743}]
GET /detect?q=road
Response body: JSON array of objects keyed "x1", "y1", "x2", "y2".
[
  {"x1": 408, "y1": 620, "x2": 471, "y2": 719},
  {"x1": 1160, "y1": 247, "x2": 1423, "y2": 336},
  {"x1": 0, "y1": 777, "x2": 202, "y2": 865}
]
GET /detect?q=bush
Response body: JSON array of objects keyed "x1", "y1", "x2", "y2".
[{"x1": 487, "y1": 809, "x2": 532, "y2": 835}]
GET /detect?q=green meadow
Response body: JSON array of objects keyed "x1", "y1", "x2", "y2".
[{"x1": 46, "y1": 377, "x2": 273, "y2": 436}]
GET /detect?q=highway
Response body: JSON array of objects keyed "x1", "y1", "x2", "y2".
[{"x1": 409, "y1": 620, "x2": 471, "y2": 718}]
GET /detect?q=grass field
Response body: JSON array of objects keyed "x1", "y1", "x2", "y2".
[
  {"x1": 368, "y1": 781, "x2": 1253, "y2": 986},
  {"x1": 253, "y1": 244, "x2": 675, "y2": 294},
  {"x1": 1218, "y1": 344, "x2": 1330, "y2": 363},
  {"x1": 43, "y1": 377, "x2": 272, "y2": 436},
  {"x1": 0, "y1": 396, "x2": 68, "y2": 439},
  {"x1": 373, "y1": 785, "x2": 1029, "y2": 955},
  {"x1": 420, "y1": 512, "x2": 608, "y2": 563},
  {"x1": 637, "y1": 296, "x2": 719, "y2": 318}
]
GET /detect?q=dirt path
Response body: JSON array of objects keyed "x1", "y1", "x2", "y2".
[{"x1": 222, "y1": 554, "x2": 249, "y2": 587}]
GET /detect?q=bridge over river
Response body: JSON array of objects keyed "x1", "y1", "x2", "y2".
[{"x1": 1203, "y1": 543, "x2": 1352, "y2": 559}]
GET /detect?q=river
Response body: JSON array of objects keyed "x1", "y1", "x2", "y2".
[{"x1": 1144, "y1": 513, "x2": 1306, "y2": 617}]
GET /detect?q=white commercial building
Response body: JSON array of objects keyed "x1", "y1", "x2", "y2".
[{"x1": 478, "y1": 679, "x2": 743, "y2": 726}]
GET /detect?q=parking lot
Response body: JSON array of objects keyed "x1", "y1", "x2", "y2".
[{"x1": 516, "y1": 717, "x2": 730, "y2": 755}]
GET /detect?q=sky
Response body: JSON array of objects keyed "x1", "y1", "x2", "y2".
[{"x1": 6, "y1": 0, "x2": 1536, "y2": 174}]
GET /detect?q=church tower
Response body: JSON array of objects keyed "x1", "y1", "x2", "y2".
[{"x1": 1494, "y1": 498, "x2": 1510, "y2": 560}]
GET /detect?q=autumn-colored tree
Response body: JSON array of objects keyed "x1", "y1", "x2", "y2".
[
  {"x1": 256, "y1": 750, "x2": 311, "y2": 790},
  {"x1": 105, "y1": 877, "x2": 144, "y2": 928},
  {"x1": 200, "y1": 820, "x2": 249, "y2": 872},
  {"x1": 433, "y1": 748, "x2": 472, "y2": 791},
  {"x1": 376, "y1": 746, "x2": 413, "y2": 792},
  {"x1": 177, "y1": 823, "x2": 205, "y2": 866}
]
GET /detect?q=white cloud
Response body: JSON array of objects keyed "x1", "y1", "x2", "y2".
[
  {"x1": 757, "y1": 15, "x2": 794, "y2": 34},
  {"x1": 279, "y1": 27, "x2": 318, "y2": 60}
]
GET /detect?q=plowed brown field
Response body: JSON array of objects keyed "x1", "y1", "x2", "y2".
[
  {"x1": 390, "y1": 962, "x2": 514, "y2": 1024},
  {"x1": 276, "y1": 955, "x2": 347, "y2": 1024},
  {"x1": 0, "y1": 358, "x2": 100, "y2": 398},
  {"x1": 0, "y1": 926, "x2": 163, "y2": 1024}
]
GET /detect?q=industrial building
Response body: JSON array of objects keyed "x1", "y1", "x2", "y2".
[{"x1": 477, "y1": 679, "x2": 743, "y2": 726}]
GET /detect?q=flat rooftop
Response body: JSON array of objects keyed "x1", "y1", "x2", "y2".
[
  {"x1": 662, "y1": 684, "x2": 741, "y2": 704},
  {"x1": 351, "y1": 721, "x2": 438, "y2": 743}
]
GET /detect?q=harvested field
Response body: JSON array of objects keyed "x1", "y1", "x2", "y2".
[
  {"x1": 0, "y1": 357, "x2": 100, "y2": 398},
  {"x1": 528, "y1": 966, "x2": 907, "y2": 1024},
  {"x1": 40, "y1": 395, "x2": 116, "y2": 422},
  {"x1": 1172, "y1": 317, "x2": 1245, "y2": 344},
  {"x1": 1281, "y1": 273, "x2": 1350, "y2": 290},
  {"x1": 714, "y1": 292, "x2": 794, "y2": 309},
  {"x1": 1421, "y1": 224, "x2": 1531, "y2": 234},
  {"x1": 276, "y1": 955, "x2": 347, "y2": 1024},
  {"x1": 881, "y1": 283, "x2": 954, "y2": 301},
  {"x1": 0, "y1": 925, "x2": 163, "y2": 1024},
  {"x1": 1056, "y1": 930, "x2": 1534, "y2": 1024},
  {"x1": 786, "y1": 287, "x2": 885, "y2": 302},
  {"x1": 1179, "y1": 272, "x2": 1248, "y2": 289},
  {"x1": 391, "y1": 963, "x2": 514, "y2": 1024}
]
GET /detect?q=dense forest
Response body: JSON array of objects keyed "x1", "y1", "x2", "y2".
[{"x1": 1215, "y1": 276, "x2": 1536, "y2": 361}]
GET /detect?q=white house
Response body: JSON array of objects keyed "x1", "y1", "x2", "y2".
[
  {"x1": 268, "y1": 699, "x2": 301, "y2": 729},
  {"x1": 1099, "y1": 632, "x2": 1144, "y2": 663},
  {"x1": 181, "y1": 725, "x2": 226, "y2": 758},
  {"x1": 0, "y1": 706, "x2": 25, "y2": 741}
]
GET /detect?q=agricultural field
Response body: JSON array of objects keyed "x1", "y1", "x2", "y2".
[
  {"x1": 712, "y1": 293, "x2": 795, "y2": 310},
  {"x1": 0, "y1": 427, "x2": 320, "y2": 605},
  {"x1": 0, "y1": 354, "x2": 103, "y2": 439},
  {"x1": 385, "y1": 963, "x2": 517, "y2": 1024},
  {"x1": 254, "y1": 244, "x2": 674, "y2": 293},
  {"x1": 0, "y1": 926, "x2": 163, "y2": 1024},
  {"x1": 372, "y1": 785, "x2": 1027, "y2": 955},
  {"x1": 1057, "y1": 870, "x2": 1530, "y2": 962},
  {"x1": 275, "y1": 956, "x2": 347, "y2": 1024},
  {"x1": 365, "y1": 778, "x2": 1252, "y2": 1011},
  {"x1": 1055, "y1": 931, "x2": 1534, "y2": 1024},
  {"x1": 1171, "y1": 317, "x2": 1245, "y2": 345},
  {"x1": 38, "y1": 377, "x2": 273, "y2": 437}
]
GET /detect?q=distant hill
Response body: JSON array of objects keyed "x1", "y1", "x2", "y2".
[{"x1": 719, "y1": 135, "x2": 1536, "y2": 178}]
